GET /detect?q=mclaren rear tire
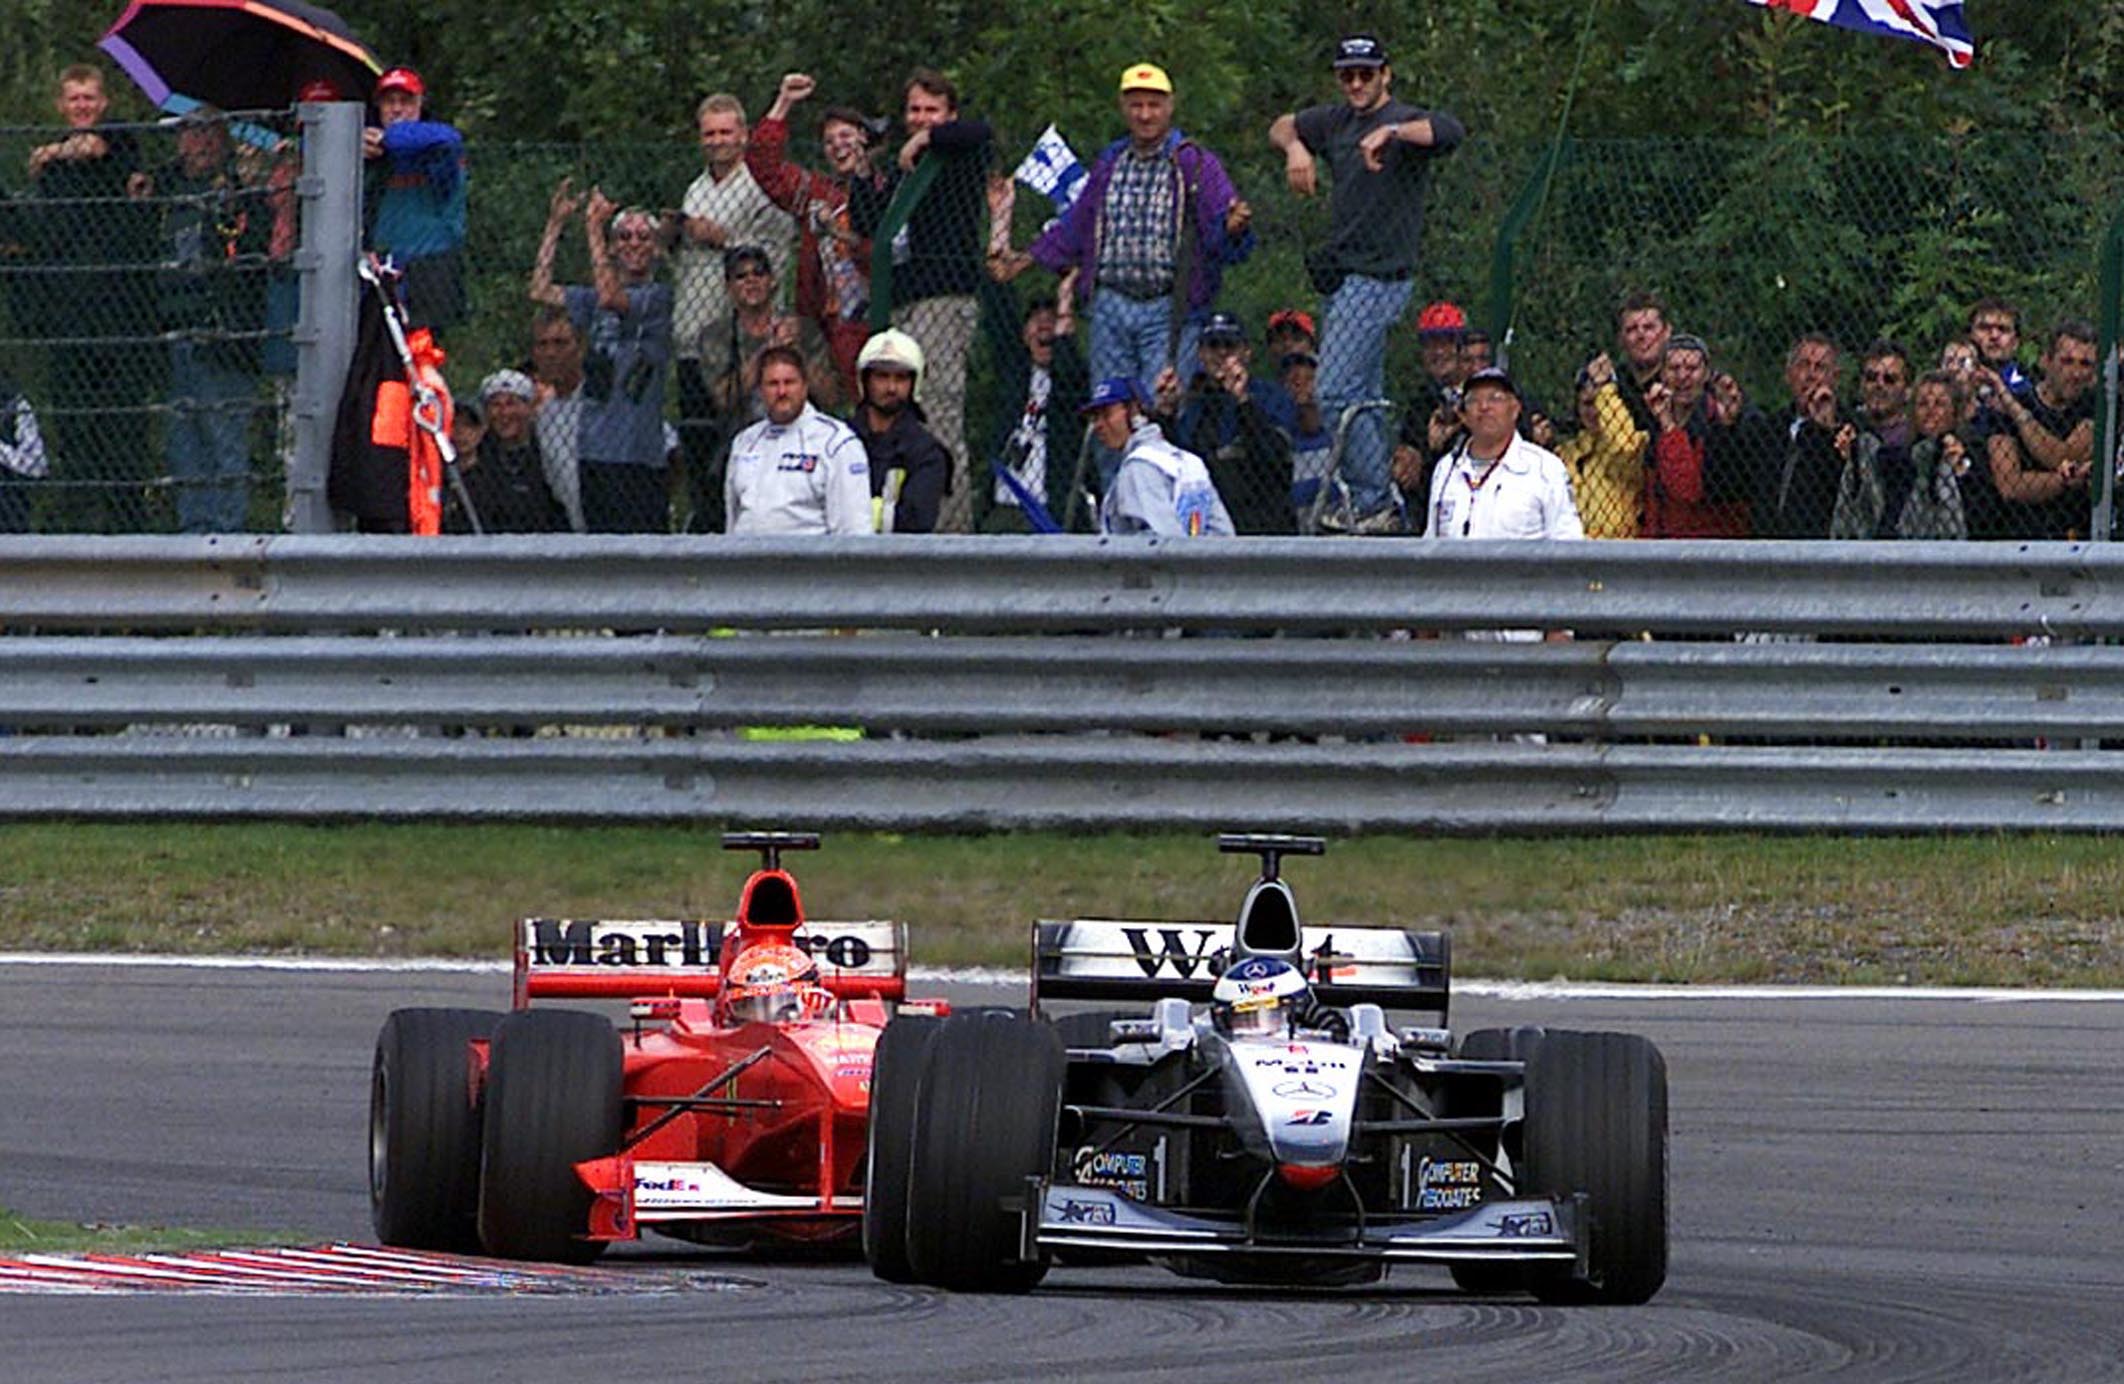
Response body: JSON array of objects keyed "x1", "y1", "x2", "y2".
[
  {"x1": 369, "y1": 1006, "x2": 504, "y2": 1251},
  {"x1": 476, "y1": 1008, "x2": 623, "y2": 1264},
  {"x1": 862, "y1": 1015, "x2": 941, "y2": 1284},
  {"x1": 1521, "y1": 1029, "x2": 1669, "y2": 1306},
  {"x1": 904, "y1": 1011, "x2": 1065, "y2": 1292}
]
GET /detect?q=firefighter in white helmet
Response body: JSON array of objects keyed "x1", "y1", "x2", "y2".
[{"x1": 851, "y1": 329, "x2": 951, "y2": 533}]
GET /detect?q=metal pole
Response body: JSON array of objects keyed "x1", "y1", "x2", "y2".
[{"x1": 285, "y1": 101, "x2": 363, "y2": 534}]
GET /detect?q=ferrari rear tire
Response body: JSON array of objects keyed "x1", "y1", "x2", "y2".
[
  {"x1": 370, "y1": 1007, "x2": 504, "y2": 1251},
  {"x1": 1446, "y1": 1025, "x2": 1549, "y2": 1296},
  {"x1": 1520, "y1": 1030, "x2": 1668, "y2": 1305},
  {"x1": 904, "y1": 1011, "x2": 1065, "y2": 1292},
  {"x1": 862, "y1": 1015, "x2": 940, "y2": 1284},
  {"x1": 476, "y1": 1008, "x2": 623, "y2": 1264}
]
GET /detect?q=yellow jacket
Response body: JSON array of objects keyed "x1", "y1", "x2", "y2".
[{"x1": 1555, "y1": 382, "x2": 1649, "y2": 539}]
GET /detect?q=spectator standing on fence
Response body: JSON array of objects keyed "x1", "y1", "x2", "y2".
[
  {"x1": 443, "y1": 370, "x2": 567, "y2": 534},
  {"x1": 748, "y1": 73, "x2": 880, "y2": 397},
  {"x1": 1005, "y1": 62, "x2": 1255, "y2": 409},
  {"x1": 673, "y1": 92, "x2": 798, "y2": 531},
  {"x1": 978, "y1": 290, "x2": 1088, "y2": 533},
  {"x1": 1984, "y1": 319, "x2": 2096, "y2": 541},
  {"x1": 1149, "y1": 311, "x2": 1294, "y2": 534},
  {"x1": 142, "y1": 108, "x2": 272, "y2": 534},
  {"x1": 26, "y1": 63, "x2": 155, "y2": 532},
  {"x1": 1642, "y1": 334, "x2": 1749, "y2": 538},
  {"x1": 850, "y1": 329, "x2": 949, "y2": 533},
  {"x1": 1271, "y1": 35, "x2": 1463, "y2": 535},
  {"x1": 363, "y1": 67, "x2": 466, "y2": 332},
  {"x1": 848, "y1": 68, "x2": 992, "y2": 530},
  {"x1": 1751, "y1": 332, "x2": 1845, "y2": 538},
  {"x1": 530, "y1": 178, "x2": 675, "y2": 532},
  {"x1": 1086, "y1": 376, "x2": 1233, "y2": 537},
  {"x1": 725, "y1": 345, "x2": 872, "y2": 535},
  {"x1": 1555, "y1": 352, "x2": 1647, "y2": 539},
  {"x1": 525, "y1": 305, "x2": 587, "y2": 531}
]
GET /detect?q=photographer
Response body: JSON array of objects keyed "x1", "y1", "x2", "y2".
[
  {"x1": 530, "y1": 177, "x2": 675, "y2": 532},
  {"x1": 1149, "y1": 311, "x2": 1294, "y2": 534}
]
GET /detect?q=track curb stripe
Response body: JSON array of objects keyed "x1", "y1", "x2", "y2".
[{"x1": 0, "y1": 1243, "x2": 736, "y2": 1296}]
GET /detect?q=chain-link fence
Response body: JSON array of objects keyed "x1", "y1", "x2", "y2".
[
  {"x1": 0, "y1": 112, "x2": 299, "y2": 534},
  {"x1": 7, "y1": 108, "x2": 2124, "y2": 541}
]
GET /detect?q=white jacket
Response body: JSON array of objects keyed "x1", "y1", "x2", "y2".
[
  {"x1": 725, "y1": 403, "x2": 873, "y2": 536},
  {"x1": 1100, "y1": 421, "x2": 1235, "y2": 537}
]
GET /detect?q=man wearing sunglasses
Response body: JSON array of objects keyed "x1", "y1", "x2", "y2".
[{"x1": 1270, "y1": 33, "x2": 1464, "y2": 536}]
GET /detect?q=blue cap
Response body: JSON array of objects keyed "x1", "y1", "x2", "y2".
[{"x1": 1079, "y1": 376, "x2": 1142, "y2": 414}]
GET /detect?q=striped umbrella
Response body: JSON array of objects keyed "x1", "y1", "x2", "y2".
[{"x1": 99, "y1": 0, "x2": 383, "y2": 111}]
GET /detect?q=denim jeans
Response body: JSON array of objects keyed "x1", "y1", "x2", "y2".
[
  {"x1": 1317, "y1": 275, "x2": 1415, "y2": 517},
  {"x1": 166, "y1": 341, "x2": 257, "y2": 533},
  {"x1": 1088, "y1": 290, "x2": 1201, "y2": 493}
]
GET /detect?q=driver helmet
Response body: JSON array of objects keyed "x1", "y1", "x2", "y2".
[
  {"x1": 721, "y1": 943, "x2": 824, "y2": 1024},
  {"x1": 1210, "y1": 956, "x2": 1309, "y2": 1038}
]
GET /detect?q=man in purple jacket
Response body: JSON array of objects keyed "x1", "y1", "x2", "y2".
[{"x1": 996, "y1": 63, "x2": 1253, "y2": 402}]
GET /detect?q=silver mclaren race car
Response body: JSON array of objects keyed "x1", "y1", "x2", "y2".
[{"x1": 863, "y1": 835, "x2": 1668, "y2": 1301}]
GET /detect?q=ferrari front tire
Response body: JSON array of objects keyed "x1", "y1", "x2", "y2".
[
  {"x1": 475, "y1": 1008, "x2": 623, "y2": 1264},
  {"x1": 1520, "y1": 1029, "x2": 1668, "y2": 1305},
  {"x1": 862, "y1": 1016, "x2": 940, "y2": 1283},
  {"x1": 370, "y1": 1007, "x2": 503, "y2": 1251},
  {"x1": 904, "y1": 1011, "x2": 1064, "y2": 1292}
]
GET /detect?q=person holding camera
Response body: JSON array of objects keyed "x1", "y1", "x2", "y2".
[
  {"x1": 1149, "y1": 311, "x2": 1294, "y2": 534},
  {"x1": 1269, "y1": 33, "x2": 1463, "y2": 535},
  {"x1": 530, "y1": 177, "x2": 675, "y2": 532}
]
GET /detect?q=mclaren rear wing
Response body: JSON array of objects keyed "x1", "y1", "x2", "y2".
[
  {"x1": 1031, "y1": 919, "x2": 1450, "y2": 1020},
  {"x1": 513, "y1": 918, "x2": 906, "y2": 1007}
]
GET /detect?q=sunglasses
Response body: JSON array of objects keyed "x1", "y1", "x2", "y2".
[
  {"x1": 1336, "y1": 67, "x2": 1381, "y2": 85},
  {"x1": 1862, "y1": 369, "x2": 1906, "y2": 385},
  {"x1": 611, "y1": 229, "x2": 658, "y2": 243}
]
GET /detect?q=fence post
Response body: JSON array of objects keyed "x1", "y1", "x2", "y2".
[
  {"x1": 285, "y1": 101, "x2": 363, "y2": 534},
  {"x1": 2096, "y1": 205, "x2": 2123, "y2": 543}
]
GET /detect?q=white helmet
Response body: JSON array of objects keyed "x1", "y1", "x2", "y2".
[{"x1": 857, "y1": 329, "x2": 925, "y2": 398}]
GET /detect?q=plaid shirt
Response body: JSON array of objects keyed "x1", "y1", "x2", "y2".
[{"x1": 1095, "y1": 146, "x2": 1178, "y2": 299}]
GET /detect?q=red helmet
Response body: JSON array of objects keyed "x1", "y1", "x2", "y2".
[
  {"x1": 1415, "y1": 301, "x2": 1468, "y2": 337},
  {"x1": 721, "y1": 944, "x2": 821, "y2": 1024}
]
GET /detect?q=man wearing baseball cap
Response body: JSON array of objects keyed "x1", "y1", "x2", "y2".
[
  {"x1": 1427, "y1": 365, "x2": 1581, "y2": 551},
  {"x1": 1082, "y1": 377, "x2": 1233, "y2": 537},
  {"x1": 364, "y1": 65, "x2": 468, "y2": 331},
  {"x1": 1152, "y1": 310, "x2": 1297, "y2": 533},
  {"x1": 444, "y1": 369, "x2": 568, "y2": 533},
  {"x1": 1270, "y1": 33, "x2": 1464, "y2": 534},
  {"x1": 1000, "y1": 61, "x2": 1254, "y2": 407}
]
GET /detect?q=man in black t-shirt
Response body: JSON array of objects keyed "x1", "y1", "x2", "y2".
[
  {"x1": 1983, "y1": 319, "x2": 2096, "y2": 541},
  {"x1": 1269, "y1": 34, "x2": 1464, "y2": 534}
]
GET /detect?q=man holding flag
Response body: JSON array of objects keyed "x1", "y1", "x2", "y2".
[{"x1": 994, "y1": 62, "x2": 1255, "y2": 403}]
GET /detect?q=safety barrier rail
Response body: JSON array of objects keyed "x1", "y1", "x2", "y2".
[{"x1": 3, "y1": 535, "x2": 2122, "y2": 828}]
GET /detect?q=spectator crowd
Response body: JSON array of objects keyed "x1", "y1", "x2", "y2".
[{"x1": 0, "y1": 37, "x2": 2112, "y2": 543}]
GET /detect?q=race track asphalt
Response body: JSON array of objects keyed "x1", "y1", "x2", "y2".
[{"x1": 2, "y1": 962, "x2": 2120, "y2": 1383}]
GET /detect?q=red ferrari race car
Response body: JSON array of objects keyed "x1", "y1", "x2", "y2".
[{"x1": 368, "y1": 831, "x2": 939, "y2": 1263}]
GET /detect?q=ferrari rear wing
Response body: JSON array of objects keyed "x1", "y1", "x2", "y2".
[
  {"x1": 1031, "y1": 920, "x2": 1449, "y2": 1019},
  {"x1": 514, "y1": 918, "x2": 906, "y2": 1007}
]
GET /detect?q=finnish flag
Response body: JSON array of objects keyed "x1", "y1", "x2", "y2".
[{"x1": 1013, "y1": 125, "x2": 1087, "y2": 213}]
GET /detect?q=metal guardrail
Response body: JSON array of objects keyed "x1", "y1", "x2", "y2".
[
  {"x1": 1, "y1": 534, "x2": 2122, "y2": 636},
  {"x1": 3, "y1": 536, "x2": 2123, "y2": 829}
]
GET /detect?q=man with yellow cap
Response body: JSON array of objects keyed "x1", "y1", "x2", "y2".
[{"x1": 996, "y1": 61, "x2": 1253, "y2": 457}]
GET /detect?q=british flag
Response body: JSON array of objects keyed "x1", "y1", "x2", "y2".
[{"x1": 1747, "y1": 0, "x2": 1974, "y2": 69}]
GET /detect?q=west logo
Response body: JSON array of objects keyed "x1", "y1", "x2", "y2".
[{"x1": 1121, "y1": 927, "x2": 1221, "y2": 980}]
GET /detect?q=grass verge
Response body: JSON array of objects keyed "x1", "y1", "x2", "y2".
[
  {"x1": 3, "y1": 824, "x2": 2122, "y2": 987},
  {"x1": 0, "y1": 1207, "x2": 273, "y2": 1255}
]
